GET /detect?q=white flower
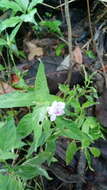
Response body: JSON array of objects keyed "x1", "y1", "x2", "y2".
[{"x1": 47, "y1": 101, "x2": 65, "y2": 121}]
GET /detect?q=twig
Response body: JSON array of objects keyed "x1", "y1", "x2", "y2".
[
  {"x1": 41, "y1": 0, "x2": 75, "y2": 10},
  {"x1": 86, "y1": 0, "x2": 95, "y2": 49},
  {"x1": 100, "y1": 1, "x2": 107, "y2": 7},
  {"x1": 81, "y1": 39, "x2": 91, "y2": 50},
  {"x1": 95, "y1": 8, "x2": 107, "y2": 24},
  {"x1": 65, "y1": 0, "x2": 74, "y2": 85},
  {"x1": 60, "y1": 0, "x2": 65, "y2": 24},
  {"x1": 36, "y1": 12, "x2": 43, "y2": 21},
  {"x1": 42, "y1": 0, "x2": 75, "y2": 86},
  {"x1": 56, "y1": 35, "x2": 68, "y2": 45},
  {"x1": 56, "y1": 0, "x2": 75, "y2": 9},
  {"x1": 41, "y1": 2, "x2": 56, "y2": 10}
]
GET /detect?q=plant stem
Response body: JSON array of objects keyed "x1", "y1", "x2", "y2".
[
  {"x1": 86, "y1": 0, "x2": 95, "y2": 49},
  {"x1": 42, "y1": 0, "x2": 75, "y2": 10},
  {"x1": 10, "y1": 51, "x2": 17, "y2": 71},
  {"x1": 65, "y1": 0, "x2": 74, "y2": 85}
]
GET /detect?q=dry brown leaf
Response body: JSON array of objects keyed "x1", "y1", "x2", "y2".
[
  {"x1": 11, "y1": 74, "x2": 20, "y2": 83},
  {"x1": 25, "y1": 41, "x2": 43, "y2": 60},
  {"x1": 73, "y1": 46, "x2": 83, "y2": 64},
  {"x1": 0, "y1": 81, "x2": 15, "y2": 95},
  {"x1": 100, "y1": 65, "x2": 107, "y2": 72}
]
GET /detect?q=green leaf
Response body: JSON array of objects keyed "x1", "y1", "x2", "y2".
[
  {"x1": 0, "y1": 39, "x2": 7, "y2": 46},
  {"x1": 16, "y1": 165, "x2": 50, "y2": 180},
  {"x1": 17, "y1": 113, "x2": 34, "y2": 138},
  {"x1": 35, "y1": 93, "x2": 61, "y2": 105},
  {"x1": 0, "y1": 174, "x2": 24, "y2": 190},
  {"x1": 40, "y1": 20, "x2": 62, "y2": 34},
  {"x1": 13, "y1": 135, "x2": 25, "y2": 149},
  {"x1": 90, "y1": 147, "x2": 101, "y2": 157},
  {"x1": 61, "y1": 128, "x2": 90, "y2": 142},
  {"x1": 0, "y1": 91, "x2": 36, "y2": 108},
  {"x1": 82, "y1": 117, "x2": 98, "y2": 129},
  {"x1": 16, "y1": 152, "x2": 51, "y2": 180},
  {"x1": 0, "y1": 118, "x2": 16, "y2": 151},
  {"x1": 0, "y1": 150, "x2": 17, "y2": 160},
  {"x1": 85, "y1": 148, "x2": 93, "y2": 171},
  {"x1": 21, "y1": 9, "x2": 37, "y2": 24},
  {"x1": 86, "y1": 50, "x2": 96, "y2": 59},
  {"x1": 0, "y1": 64, "x2": 5, "y2": 71},
  {"x1": 70, "y1": 99, "x2": 81, "y2": 112},
  {"x1": 28, "y1": 0, "x2": 43, "y2": 11},
  {"x1": 0, "y1": 0, "x2": 23, "y2": 13},
  {"x1": 59, "y1": 84, "x2": 70, "y2": 95},
  {"x1": 82, "y1": 117, "x2": 103, "y2": 141},
  {"x1": 15, "y1": 0, "x2": 29, "y2": 12},
  {"x1": 37, "y1": 119, "x2": 52, "y2": 147},
  {"x1": 10, "y1": 23, "x2": 22, "y2": 42},
  {"x1": 32, "y1": 105, "x2": 48, "y2": 151},
  {"x1": 45, "y1": 137, "x2": 56, "y2": 165},
  {"x1": 82, "y1": 138, "x2": 91, "y2": 148},
  {"x1": 35, "y1": 63, "x2": 49, "y2": 95},
  {"x1": 28, "y1": 105, "x2": 50, "y2": 156},
  {"x1": 66, "y1": 141, "x2": 78, "y2": 165},
  {"x1": 56, "y1": 118, "x2": 91, "y2": 142},
  {"x1": 24, "y1": 152, "x2": 52, "y2": 166},
  {"x1": 55, "y1": 43, "x2": 65, "y2": 56},
  {"x1": 0, "y1": 17, "x2": 21, "y2": 32},
  {"x1": 34, "y1": 62, "x2": 61, "y2": 103},
  {"x1": 82, "y1": 101, "x2": 95, "y2": 109},
  {"x1": 27, "y1": 105, "x2": 48, "y2": 156},
  {"x1": 0, "y1": 117, "x2": 23, "y2": 151}
]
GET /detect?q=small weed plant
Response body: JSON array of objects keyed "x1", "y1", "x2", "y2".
[
  {"x1": 0, "y1": 0, "x2": 62, "y2": 65},
  {"x1": 0, "y1": 1, "x2": 103, "y2": 189},
  {"x1": 0, "y1": 62, "x2": 103, "y2": 189},
  {"x1": 0, "y1": 0, "x2": 43, "y2": 70}
]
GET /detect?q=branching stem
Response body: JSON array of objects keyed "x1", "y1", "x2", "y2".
[{"x1": 65, "y1": 0, "x2": 74, "y2": 85}]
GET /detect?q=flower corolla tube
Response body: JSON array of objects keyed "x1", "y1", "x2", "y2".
[{"x1": 47, "y1": 101, "x2": 65, "y2": 121}]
